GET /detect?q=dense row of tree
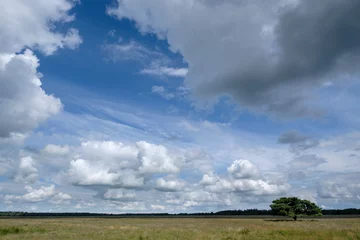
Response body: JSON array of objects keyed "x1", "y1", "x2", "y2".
[{"x1": 0, "y1": 208, "x2": 359, "y2": 217}]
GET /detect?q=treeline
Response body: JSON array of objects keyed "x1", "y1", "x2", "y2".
[{"x1": 0, "y1": 208, "x2": 359, "y2": 217}]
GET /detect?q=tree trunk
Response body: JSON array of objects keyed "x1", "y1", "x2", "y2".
[{"x1": 293, "y1": 216, "x2": 297, "y2": 221}]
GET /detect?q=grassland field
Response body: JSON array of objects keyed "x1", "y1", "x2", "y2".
[{"x1": 0, "y1": 217, "x2": 359, "y2": 240}]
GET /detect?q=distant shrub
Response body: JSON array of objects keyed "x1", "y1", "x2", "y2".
[
  {"x1": 239, "y1": 228, "x2": 250, "y2": 235},
  {"x1": 0, "y1": 227, "x2": 23, "y2": 235}
]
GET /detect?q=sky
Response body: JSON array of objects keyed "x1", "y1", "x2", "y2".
[{"x1": 0, "y1": 0, "x2": 360, "y2": 213}]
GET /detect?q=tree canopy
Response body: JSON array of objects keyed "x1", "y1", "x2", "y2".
[{"x1": 270, "y1": 197, "x2": 322, "y2": 220}]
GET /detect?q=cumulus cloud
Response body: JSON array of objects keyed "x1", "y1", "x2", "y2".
[
  {"x1": 103, "y1": 189, "x2": 136, "y2": 201},
  {"x1": 155, "y1": 178, "x2": 184, "y2": 192},
  {"x1": 50, "y1": 192, "x2": 72, "y2": 205},
  {"x1": 202, "y1": 159, "x2": 290, "y2": 196},
  {"x1": 3, "y1": 185, "x2": 71, "y2": 204},
  {"x1": 21, "y1": 185, "x2": 56, "y2": 203},
  {"x1": 199, "y1": 172, "x2": 219, "y2": 186},
  {"x1": 42, "y1": 144, "x2": 70, "y2": 155},
  {"x1": 4, "y1": 185, "x2": 72, "y2": 205},
  {"x1": 14, "y1": 156, "x2": 38, "y2": 184},
  {"x1": 0, "y1": 51, "x2": 63, "y2": 138},
  {"x1": 68, "y1": 159, "x2": 144, "y2": 188},
  {"x1": 0, "y1": 133, "x2": 28, "y2": 146},
  {"x1": 0, "y1": 0, "x2": 82, "y2": 141},
  {"x1": 151, "y1": 204, "x2": 166, "y2": 211},
  {"x1": 108, "y1": 0, "x2": 360, "y2": 117},
  {"x1": 162, "y1": 189, "x2": 233, "y2": 209},
  {"x1": 79, "y1": 141, "x2": 139, "y2": 169},
  {"x1": 0, "y1": 0, "x2": 82, "y2": 55},
  {"x1": 227, "y1": 159, "x2": 260, "y2": 179},
  {"x1": 137, "y1": 141, "x2": 179, "y2": 174},
  {"x1": 206, "y1": 178, "x2": 290, "y2": 196},
  {"x1": 184, "y1": 190, "x2": 232, "y2": 208},
  {"x1": 66, "y1": 141, "x2": 179, "y2": 190}
]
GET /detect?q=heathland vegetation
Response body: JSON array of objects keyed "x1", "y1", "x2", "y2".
[{"x1": 0, "y1": 217, "x2": 359, "y2": 240}]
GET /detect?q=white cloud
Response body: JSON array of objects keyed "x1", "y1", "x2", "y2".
[
  {"x1": 103, "y1": 41, "x2": 186, "y2": 79},
  {"x1": 152, "y1": 86, "x2": 175, "y2": 100},
  {"x1": 199, "y1": 172, "x2": 219, "y2": 186},
  {"x1": 151, "y1": 204, "x2": 166, "y2": 211},
  {"x1": 185, "y1": 190, "x2": 231, "y2": 207},
  {"x1": 68, "y1": 159, "x2": 144, "y2": 188},
  {"x1": 233, "y1": 179, "x2": 290, "y2": 196},
  {"x1": 155, "y1": 178, "x2": 184, "y2": 192},
  {"x1": 4, "y1": 185, "x2": 72, "y2": 205},
  {"x1": 0, "y1": 0, "x2": 82, "y2": 55},
  {"x1": 4, "y1": 185, "x2": 56, "y2": 203},
  {"x1": 142, "y1": 67, "x2": 188, "y2": 77},
  {"x1": 137, "y1": 141, "x2": 179, "y2": 174},
  {"x1": 50, "y1": 192, "x2": 72, "y2": 205},
  {"x1": 0, "y1": 50, "x2": 63, "y2": 138},
  {"x1": 103, "y1": 41, "x2": 169, "y2": 65},
  {"x1": 43, "y1": 144, "x2": 70, "y2": 155},
  {"x1": 0, "y1": 0, "x2": 82, "y2": 141},
  {"x1": 65, "y1": 141, "x2": 179, "y2": 190},
  {"x1": 0, "y1": 133, "x2": 28, "y2": 146},
  {"x1": 114, "y1": 201, "x2": 147, "y2": 211},
  {"x1": 203, "y1": 159, "x2": 290, "y2": 196},
  {"x1": 227, "y1": 159, "x2": 260, "y2": 179},
  {"x1": 14, "y1": 156, "x2": 38, "y2": 184},
  {"x1": 22, "y1": 185, "x2": 55, "y2": 202},
  {"x1": 79, "y1": 141, "x2": 139, "y2": 169},
  {"x1": 103, "y1": 189, "x2": 136, "y2": 201},
  {"x1": 205, "y1": 177, "x2": 290, "y2": 196}
]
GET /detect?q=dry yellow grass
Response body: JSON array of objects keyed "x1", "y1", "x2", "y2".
[{"x1": 0, "y1": 217, "x2": 359, "y2": 240}]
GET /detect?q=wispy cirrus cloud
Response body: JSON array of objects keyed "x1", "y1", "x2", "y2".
[
  {"x1": 102, "y1": 40, "x2": 187, "y2": 78},
  {"x1": 141, "y1": 67, "x2": 188, "y2": 77}
]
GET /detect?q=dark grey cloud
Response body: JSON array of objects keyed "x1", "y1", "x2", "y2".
[
  {"x1": 215, "y1": 0, "x2": 360, "y2": 117},
  {"x1": 288, "y1": 154, "x2": 327, "y2": 170},
  {"x1": 278, "y1": 130, "x2": 319, "y2": 153},
  {"x1": 278, "y1": 130, "x2": 308, "y2": 144},
  {"x1": 276, "y1": 0, "x2": 360, "y2": 79}
]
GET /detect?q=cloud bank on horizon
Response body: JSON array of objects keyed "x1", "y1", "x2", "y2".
[{"x1": 0, "y1": 0, "x2": 359, "y2": 213}]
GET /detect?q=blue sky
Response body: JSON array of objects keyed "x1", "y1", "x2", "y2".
[{"x1": 0, "y1": 0, "x2": 360, "y2": 213}]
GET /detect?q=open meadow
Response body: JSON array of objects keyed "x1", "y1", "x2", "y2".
[{"x1": 0, "y1": 217, "x2": 359, "y2": 240}]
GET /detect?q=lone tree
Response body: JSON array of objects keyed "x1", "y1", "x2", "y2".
[{"x1": 270, "y1": 197, "x2": 322, "y2": 221}]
